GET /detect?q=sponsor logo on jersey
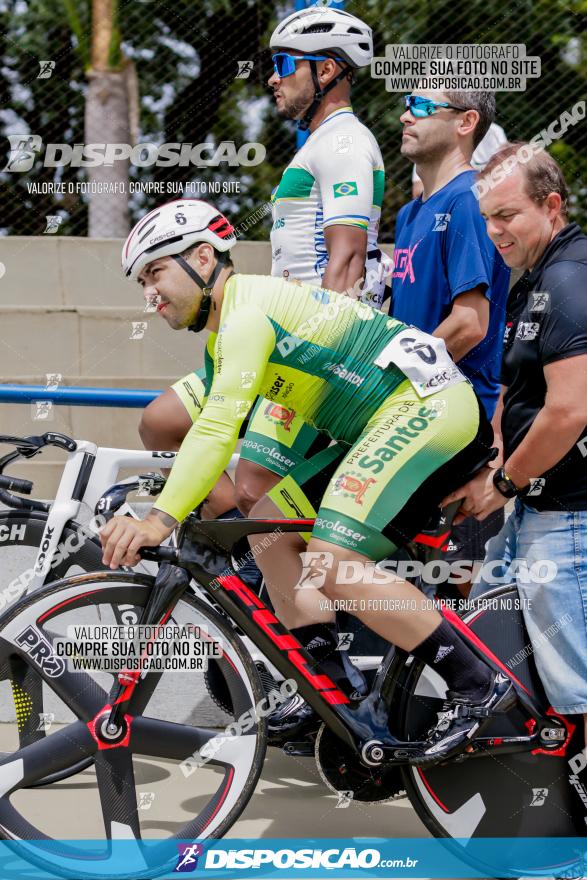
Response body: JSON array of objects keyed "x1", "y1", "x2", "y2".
[
  {"x1": 263, "y1": 403, "x2": 296, "y2": 432},
  {"x1": 242, "y1": 439, "x2": 295, "y2": 469},
  {"x1": 516, "y1": 321, "x2": 540, "y2": 341},
  {"x1": 325, "y1": 362, "x2": 365, "y2": 387},
  {"x1": 356, "y1": 404, "x2": 439, "y2": 475},
  {"x1": 333, "y1": 181, "x2": 358, "y2": 198},
  {"x1": 503, "y1": 321, "x2": 514, "y2": 343},
  {"x1": 393, "y1": 239, "x2": 421, "y2": 283},
  {"x1": 268, "y1": 375, "x2": 286, "y2": 398},
  {"x1": 332, "y1": 472, "x2": 376, "y2": 505},
  {"x1": 315, "y1": 517, "x2": 367, "y2": 543}
]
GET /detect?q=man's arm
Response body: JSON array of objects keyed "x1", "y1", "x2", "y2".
[
  {"x1": 439, "y1": 189, "x2": 505, "y2": 360},
  {"x1": 490, "y1": 385, "x2": 506, "y2": 467},
  {"x1": 433, "y1": 286, "x2": 489, "y2": 362},
  {"x1": 441, "y1": 356, "x2": 587, "y2": 523},
  {"x1": 152, "y1": 305, "x2": 276, "y2": 523},
  {"x1": 504, "y1": 355, "x2": 587, "y2": 490},
  {"x1": 322, "y1": 225, "x2": 368, "y2": 294},
  {"x1": 315, "y1": 139, "x2": 380, "y2": 295}
]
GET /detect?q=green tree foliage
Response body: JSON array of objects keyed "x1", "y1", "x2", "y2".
[
  {"x1": 353, "y1": 0, "x2": 586, "y2": 237},
  {"x1": 0, "y1": 0, "x2": 584, "y2": 237}
]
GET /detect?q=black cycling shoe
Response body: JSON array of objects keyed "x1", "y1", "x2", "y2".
[
  {"x1": 267, "y1": 670, "x2": 367, "y2": 745},
  {"x1": 420, "y1": 671, "x2": 516, "y2": 763},
  {"x1": 267, "y1": 693, "x2": 319, "y2": 744}
]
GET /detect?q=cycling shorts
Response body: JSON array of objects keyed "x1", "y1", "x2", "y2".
[
  {"x1": 269, "y1": 379, "x2": 492, "y2": 560},
  {"x1": 171, "y1": 372, "x2": 206, "y2": 420},
  {"x1": 171, "y1": 373, "x2": 330, "y2": 479}
]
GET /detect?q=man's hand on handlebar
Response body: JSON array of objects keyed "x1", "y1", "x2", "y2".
[{"x1": 99, "y1": 509, "x2": 177, "y2": 569}]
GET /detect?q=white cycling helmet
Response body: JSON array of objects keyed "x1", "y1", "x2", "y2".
[
  {"x1": 122, "y1": 199, "x2": 235, "y2": 282},
  {"x1": 270, "y1": 7, "x2": 373, "y2": 69}
]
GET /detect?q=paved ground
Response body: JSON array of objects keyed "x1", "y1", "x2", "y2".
[{"x1": 0, "y1": 724, "x2": 427, "y2": 840}]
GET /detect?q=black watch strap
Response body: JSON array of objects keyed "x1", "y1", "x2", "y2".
[{"x1": 493, "y1": 467, "x2": 519, "y2": 499}]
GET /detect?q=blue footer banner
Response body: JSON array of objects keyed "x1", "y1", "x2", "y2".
[{"x1": 0, "y1": 838, "x2": 586, "y2": 879}]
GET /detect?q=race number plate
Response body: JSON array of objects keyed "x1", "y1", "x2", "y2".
[{"x1": 374, "y1": 328, "x2": 466, "y2": 398}]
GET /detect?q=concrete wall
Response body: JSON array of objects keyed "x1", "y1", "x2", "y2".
[
  {"x1": 0, "y1": 238, "x2": 278, "y2": 494},
  {"x1": 0, "y1": 237, "x2": 396, "y2": 495}
]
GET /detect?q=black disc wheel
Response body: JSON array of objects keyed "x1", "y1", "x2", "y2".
[{"x1": 0, "y1": 570, "x2": 267, "y2": 878}]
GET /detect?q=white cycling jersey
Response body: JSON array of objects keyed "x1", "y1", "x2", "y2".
[{"x1": 270, "y1": 106, "x2": 389, "y2": 307}]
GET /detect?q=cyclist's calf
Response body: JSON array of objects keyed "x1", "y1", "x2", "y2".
[
  {"x1": 247, "y1": 494, "x2": 335, "y2": 630},
  {"x1": 139, "y1": 388, "x2": 190, "y2": 451},
  {"x1": 307, "y1": 538, "x2": 444, "y2": 653}
]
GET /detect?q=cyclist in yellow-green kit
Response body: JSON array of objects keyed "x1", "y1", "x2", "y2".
[
  {"x1": 100, "y1": 199, "x2": 515, "y2": 763},
  {"x1": 135, "y1": 6, "x2": 392, "y2": 736}
]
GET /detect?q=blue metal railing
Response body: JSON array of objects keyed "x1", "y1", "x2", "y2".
[{"x1": 0, "y1": 385, "x2": 161, "y2": 408}]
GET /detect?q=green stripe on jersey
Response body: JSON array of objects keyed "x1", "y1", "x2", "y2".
[
  {"x1": 373, "y1": 169, "x2": 385, "y2": 209},
  {"x1": 273, "y1": 167, "x2": 315, "y2": 202}
]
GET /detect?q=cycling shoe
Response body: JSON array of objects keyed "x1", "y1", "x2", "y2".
[
  {"x1": 420, "y1": 671, "x2": 516, "y2": 763},
  {"x1": 267, "y1": 693, "x2": 319, "y2": 745}
]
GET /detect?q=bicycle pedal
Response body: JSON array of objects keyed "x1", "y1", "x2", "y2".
[{"x1": 282, "y1": 740, "x2": 315, "y2": 757}]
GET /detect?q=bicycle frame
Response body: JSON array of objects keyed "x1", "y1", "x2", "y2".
[
  {"x1": 0, "y1": 433, "x2": 238, "y2": 591},
  {"x1": 105, "y1": 514, "x2": 572, "y2": 768},
  {"x1": 2, "y1": 435, "x2": 573, "y2": 766}
]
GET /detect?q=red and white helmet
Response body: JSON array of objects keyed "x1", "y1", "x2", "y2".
[{"x1": 122, "y1": 199, "x2": 236, "y2": 281}]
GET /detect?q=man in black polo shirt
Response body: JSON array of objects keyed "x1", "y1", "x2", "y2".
[{"x1": 443, "y1": 143, "x2": 587, "y2": 749}]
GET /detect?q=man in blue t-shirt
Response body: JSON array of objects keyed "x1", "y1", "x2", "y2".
[{"x1": 391, "y1": 89, "x2": 511, "y2": 593}]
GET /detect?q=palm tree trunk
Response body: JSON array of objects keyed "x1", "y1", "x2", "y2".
[{"x1": 85, "y1": 0, "x2": 131, "y2": 237}]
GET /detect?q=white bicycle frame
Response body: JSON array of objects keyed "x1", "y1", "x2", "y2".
[
  {"x1": 29, "y1": 440, "x2": 238, "y2": 589},
  {"x1": 20, "y1": 438, "x2": 378, "y2": 674}
]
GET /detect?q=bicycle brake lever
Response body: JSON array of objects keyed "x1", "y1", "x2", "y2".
[{"x1": 42, "y1": 432, "x2": 77, "y2": 452}]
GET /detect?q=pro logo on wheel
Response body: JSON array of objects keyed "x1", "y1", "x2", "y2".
[{"x1": 15, "y1": 626, "x2": 65, "y2": 677}]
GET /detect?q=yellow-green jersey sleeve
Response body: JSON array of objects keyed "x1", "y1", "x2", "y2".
[{"x1": 155, "y1": 305, "x2": 276, "y2": 522}]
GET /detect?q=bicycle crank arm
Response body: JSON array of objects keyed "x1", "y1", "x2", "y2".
[
  {"x1": 423, "y1": 727, "x2": 565, "y2": 765},
  {"x1": 374, "y1": 724, "x2": 558, "y2": 767}
]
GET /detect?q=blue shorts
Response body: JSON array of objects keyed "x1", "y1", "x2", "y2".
[{"x1": 470, "y1": 500, "x2": 587, "y2": 715}]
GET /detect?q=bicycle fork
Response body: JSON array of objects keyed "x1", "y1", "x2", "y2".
[{"x1": 100, "y1": 559, "x2": 189, "y2": 741}]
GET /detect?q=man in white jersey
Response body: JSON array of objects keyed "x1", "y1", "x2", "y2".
[
  {"x1": 140, "y1": 7, "x2": 389, "y2": 517},
  {"x1": 136, "y1": 9, "x2": 389, "y2": 735},
  {"x1": 236, "y1": 7, "x2": 390, "y2": 506},
  {"x1": 268, "y1": 7, "x2": 388, "y2": 304}
]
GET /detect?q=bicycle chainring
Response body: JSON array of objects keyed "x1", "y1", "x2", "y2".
[
  {"x1": 204, "y1": 659, "x2": 278, "y2": 717},
  {"x1": 315, "y1": 723, "x2": 406, "y2": 802}
]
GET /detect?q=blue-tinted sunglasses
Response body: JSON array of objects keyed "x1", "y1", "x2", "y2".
[
  {"x1": 272, "y1": 52, "x2": 344, "y2": 78},
  {"x1": 403, "y1": 94, "x2": 469, "y2": 117}
]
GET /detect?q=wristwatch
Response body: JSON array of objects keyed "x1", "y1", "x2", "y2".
[{"x1": 493, "y1": 467, "x2": 522, "y2": 499}]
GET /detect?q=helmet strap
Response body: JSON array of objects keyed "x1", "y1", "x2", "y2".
[
  {"x1": 297, "y1": 60, "x2": 352, "y2": 131},
  {"x1": 172, "y1": 252, "x2": 228, "y2": 333}
]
